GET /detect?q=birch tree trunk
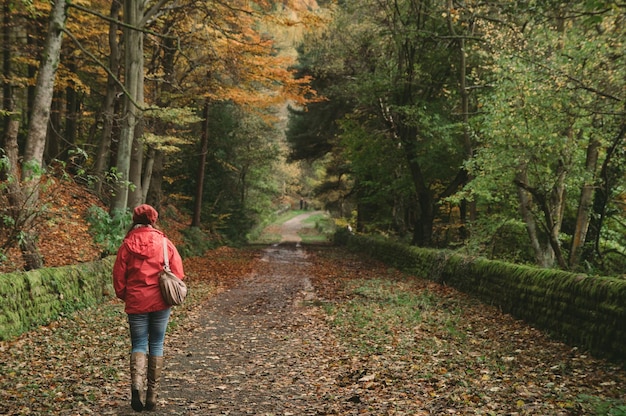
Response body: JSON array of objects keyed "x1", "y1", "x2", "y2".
[
  {"x1": 23, "y1": 0, "x2": 67, "y2": 181},
  {"x1": 14, "y1": 0, "x2": 67, "y2": 269},
  {"x1": 128, "y1": 40, "x2": 145, "y2": 208}
]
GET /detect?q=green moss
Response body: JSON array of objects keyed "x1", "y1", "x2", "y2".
[{"x1": 0, "y1": 257, "x2": 114, "y2": 341}]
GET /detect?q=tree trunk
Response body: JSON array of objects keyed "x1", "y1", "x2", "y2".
[
  {"x1": 589, "y1": 123, "x2": 626, "y2": 257},
  {"x1": 128, "y1": 132, "x2": 144, "y2": 208},
  {"x1": 23, "y1": 0, "x2": 67, "y2": 180},
  {"x1": 64, "y1": 60, "x2": 78, "y2": 159},
  {"x1": 17, "y1": 0, "x2": 68, "y2": 270},
  {"x1": 2, "y1": 0, "x2": 12, "y2": 148},
  {"x1": 446, "y1": 0, "x2": 475, "y2": 223},
  {"x1": 1, "y1": 117, "x2": 23, "y2": 240},
  {"x1": 192, "y1": 102, "x2": 210, "y2": 227},
  {"x1": 47, "y1": 91, "x2": 62, "y2": 160},
  {"x1": 398, "y1": 124, "x2": 434, "y2": 246},
  {"x1": 515, "y1": 160, "x2": 568, "y2": 269},
  {"x1": 2, "y1": 118, "x2": 20, "y2": 188},
  {"x1": 2, "y1": 116, "x2": 42, "y2": 269},
  {"x1": 569, "y1": 136, "x2": 600, "y2": 267},
  {"x1": 141, "y1": 146, "x2": 155, "y2": 203},
  {"x1": 112, "y1": 0, "x2": 174, "y2": 212},
  {"x1": 111, "y1": 0, "x2": 143, "y2": 213},
  {"x1": 92, "y1": 0, "x2": 122, "y2": 196},
  {"x1": 1, "y1": 9, "x2": 20, "y2": 249},
  {"x1": 544, "y1": 163, "x2": 568, "y2": 269},
  {"x1": 515, "y1": 169, "x2": 554, "y2": 268},
  {"x1": 380, "y1": 98, "x2": 436, "y2": 246},
  {"x1": 146, "y1": 149, "x2": 164, "y2": 210},
  {"x1": 26, "y1": 23, "x2": 38, "y2": 128},
  {"x1": 128, "y1": 34, "x2": 145, "y2": 208}
]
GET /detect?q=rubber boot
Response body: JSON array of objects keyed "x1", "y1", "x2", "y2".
[
  {"x1": 145, "y1": 355, "x2": 163, "y2": 410},
  {"x1": 130, "y1": 352, "x2": 147, "y2": 412}
]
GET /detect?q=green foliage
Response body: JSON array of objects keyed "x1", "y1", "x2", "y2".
[
  {"x1": 289, "y1": 0, "x2": 626, "y2": 271},
  {"x1": 459, "y1": 216, "x2": 536, "y2": 264},
  {"x1": 286, "y1": 101, "x2": 342, "y2": 161},
  {"x1": 86, "y1": 206, "x2": 131, "y2": 256},
  {"x1": 308, "y1": 212, "x2": 336, "y2": 236},
  {"x1": 296, "y1": 211, "x2": 334, "y2": 243},
  {"x1": 166, "y1": 102, "x2": 286, "y2": 242},
  {"x1": 178, "y1": 226, "x2": 216, "y2": 258},
  {"x1": 460, "y1": 0, "x2": 626, "y2": 269},
  {"x1": 0, "y1": 150, "x2": 9, "y2": 172},
  {"x1": 337, "y1": 117, "x2": 413, "y2": 231},
  {"x1": 21, "y1": 159, "x2": 45, "y2": 179},
  {"x1": 290, "y1": 0, "x2": 471, "y2": 242},
  {"x1": 577, "y1": 394, "x2": 626, "y2": 416},
  {"x1": 333, "y1": 226, "x2": 353, "y2": 246},
  {"x1": 144, "y1": 106, "x2": 202, "y2": 125}
]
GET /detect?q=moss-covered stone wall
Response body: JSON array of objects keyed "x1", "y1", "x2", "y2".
[
  {"x1": 345, "y1": 235, "x2": 626, "y2": 364},
  {"x1": 0, "y1": 257, "x2": 115, "y2": 341}
]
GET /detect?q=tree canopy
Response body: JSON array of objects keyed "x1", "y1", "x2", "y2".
[
  {"x1": 0, "y1": 0, "x2": 624, "y2": 274},
  {"x1": 287, "y1": 0, "x2": 626, "y2": 273}
]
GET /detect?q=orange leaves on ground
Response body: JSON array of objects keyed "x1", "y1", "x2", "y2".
[
  {"x1": 183, "y1": 246, "x2": 260, "y2": 288},
  {"x1": 306, "y1": 248, "x2": 626, "y2": 415},
  {"x1": 37, "y1": 179, "x2": 104, "y2": 267},
  {"x1": 0, "y1": 177, "x2": 105, "y2": 273}
]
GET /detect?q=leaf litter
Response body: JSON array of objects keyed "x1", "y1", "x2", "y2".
[{"x1": 0, "y1": 245, "x2": 624, "y2": 415}]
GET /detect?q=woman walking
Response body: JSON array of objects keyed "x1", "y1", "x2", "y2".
[{"x1": 113, "y1": 204, "x2": 185, "y2": 411}]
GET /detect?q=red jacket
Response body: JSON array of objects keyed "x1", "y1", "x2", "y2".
[{"x1": 113, "y1": 225, "x2": 185, "y2": 314}]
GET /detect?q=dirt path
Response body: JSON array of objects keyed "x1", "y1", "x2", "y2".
[
  {"x1": 278, "y1": 211, "x2": 324, "y2": 244},
  {"x1": 154, "y1": 246, "x2": 341, "y2": 415},
  {"x1": 141, "y1": 213, "x2": 347, "y2": 415}
]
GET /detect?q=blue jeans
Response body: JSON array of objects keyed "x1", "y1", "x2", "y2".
[{"x1": 127, "y1": 308, "x2": 171, "y2": 356}]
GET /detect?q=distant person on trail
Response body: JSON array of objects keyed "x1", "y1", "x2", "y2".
[{"x1": 113, "y1": 204, "x2": 185, "y2": 412}]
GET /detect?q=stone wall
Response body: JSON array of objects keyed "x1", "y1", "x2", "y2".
[{"x1": 0, "y1": 257, "x2": 114, "y2": 340}]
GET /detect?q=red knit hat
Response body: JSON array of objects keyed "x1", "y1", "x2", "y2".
[{"x1": 132, "y1": 204, "x2": 158, "y2": 224}]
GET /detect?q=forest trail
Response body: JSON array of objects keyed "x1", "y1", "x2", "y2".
[
  {"x1": 2, "y1": 209, "x2": 625, "y2": 415},
  {"x1": 277, "y1": 210, "x2": 324, "y2": 244},
  {"x1": 155, "y1": 245, "x2": 340, "y2": 415},
  {"x1": 107, "y1": 212, "x2": 346, "y2": 415}
]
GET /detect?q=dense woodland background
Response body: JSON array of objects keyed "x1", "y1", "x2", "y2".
[{"x1": 0, "y1": 0, "x2": 625, "y2": 276}]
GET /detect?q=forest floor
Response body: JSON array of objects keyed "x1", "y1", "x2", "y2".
[{"x1": 1, "y1": 180, "x2": 625, "y2": 415}]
